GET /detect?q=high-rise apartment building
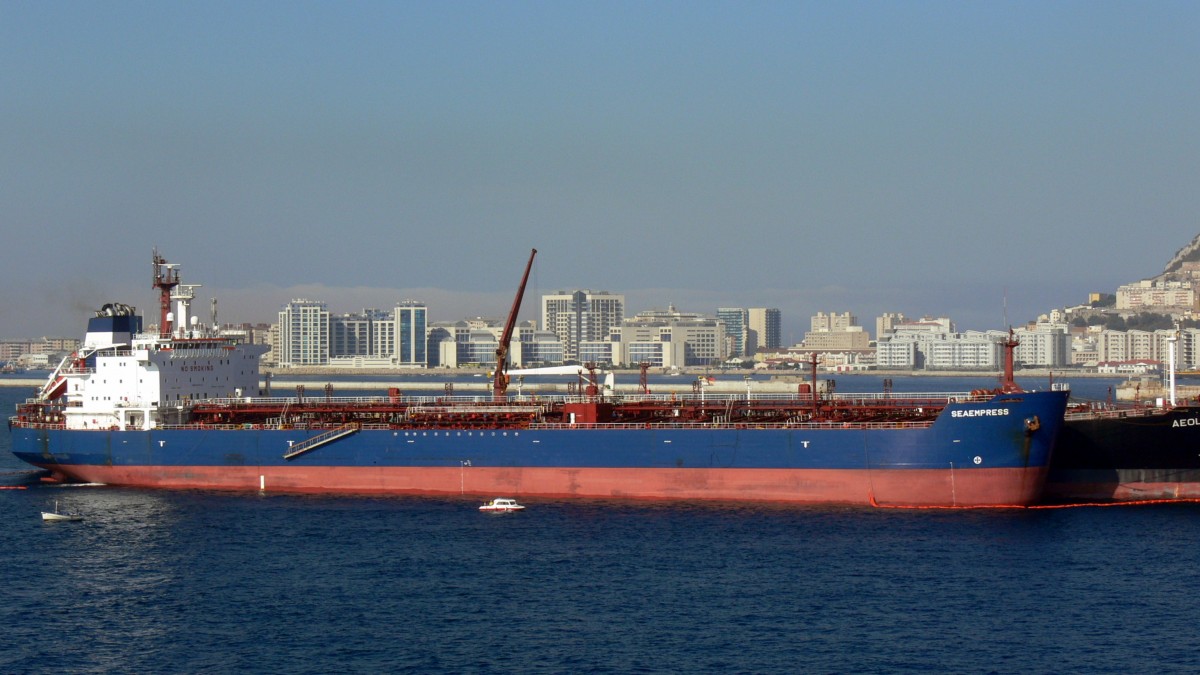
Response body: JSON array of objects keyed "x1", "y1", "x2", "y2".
[
  {"x1": 279, "y1": 300, "x2": 427, "y2": 367},
  {"x1": 717, "y1": 307, "x2": 749, "y2": 357},
  {"x1": 541, "y1": 290, "x2": 624, "y2": 362},
  {"x1": 747, "y1": 307, "x2": 782, "y2": 353},
  {"x1": 394, "y1": 301, "x2": 428, "y2": 366},
  {"x1": 279, "y1": 299, "x2": 330, "y2": 366},
  {"x1": 811, "y1": 311, "x2": 856, "y2": 332},
  {"x1": 876, "y1": 313, "x2": 906, "y2": 340}
]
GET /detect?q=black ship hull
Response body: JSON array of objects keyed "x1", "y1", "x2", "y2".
[{"x1": 1043, "y1": 405, "x2": 1200, "y2": 503}]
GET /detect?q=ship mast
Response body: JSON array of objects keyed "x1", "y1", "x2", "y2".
[
  {"x1": 1000, "y1": 328, "x2": 1022, "y2": 393},
  {"x1": 493, "y1": 248, "x2": 538, "y2": 402},
  {"x1": 152, "y1": 249, "x2": 180, "y2": 338}
]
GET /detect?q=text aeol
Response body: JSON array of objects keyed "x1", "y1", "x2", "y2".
[{"x1": 1172, "y1": 417, "x2": 1200, "y2": 428}]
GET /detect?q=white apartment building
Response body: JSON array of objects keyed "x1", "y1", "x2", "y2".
[
  {"x1": 1013, "y1": 322, "x2": 1070, "y2": 368},
  {"x1": 613, "y1": 307, "x2": 727, "y2": 367},
  {"x1": 1116, "y1": 280, "x2": 1198, "y2": 312},
  {"x1": 278, "y1": 300, "x2": 428, "y2": 368},
  {"x1": 876, "y1": 339, "x2": 918, "y2": 368},
  {"x1": 1097, "y1": 327, "x2": 1200, "y2": 370},
  {"x1": 925, "y1": 334, "x2": 1004, "y2": 370},
  {"x1": 278, "y1": 299, "x2": 329, "y2": 366},
  {"x1": 542, "y1": 290, "x2": 624, "y2": 362}
]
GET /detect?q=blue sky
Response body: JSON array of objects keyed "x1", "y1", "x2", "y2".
[{"x1": 2, "y1": 1, "x2": 1197, "y2": 343}]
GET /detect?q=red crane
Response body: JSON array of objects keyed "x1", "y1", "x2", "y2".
[{"x1": 493, "y1": 248, "x2": 538, "y2": 401}]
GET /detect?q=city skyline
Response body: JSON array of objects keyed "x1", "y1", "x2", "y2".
[
  {"x1": 0, "y1": 259, "x2": 1187, "y2": 346},
  {"x1": 4, "y1": 4, "x2": 1197, "y2": 342}
]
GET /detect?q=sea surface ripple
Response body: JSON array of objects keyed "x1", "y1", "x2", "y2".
[{"x1": 3, "y1": 379, "x2": 1200, "y2": 673}]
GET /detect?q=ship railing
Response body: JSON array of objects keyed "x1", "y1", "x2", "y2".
[
  {"x1": 529, "y1": 420, "x2": 936, "y2": 431},
  {"x1": 204, "y1": 395, "x2": 420, "y2": 406},
  {"x1": 8, "y1": 419, "x2": 66, "y2": 430},
  {"x1": 407, "y1": 405, "x2": 544, "y2": 415},
  {"x1": 153, "y1": 422, "x2": 400, "y2": 431},
  {"x1": 196, "y1": 390, "x2": 993, "y2": 408},
  {"x1": 1064, "y1": 406, "x2": 1166, "y2": 422},
  {"x1": 560, "y1": 391, "x2": 989, "y2": 405},
  {"x1": 203, "y1": 394, "x2": 551, "y2": 406}
]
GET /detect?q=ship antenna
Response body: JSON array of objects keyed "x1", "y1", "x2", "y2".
[{"x1": 1002, "y1": 286, "x2": 1009, "y2": 329}]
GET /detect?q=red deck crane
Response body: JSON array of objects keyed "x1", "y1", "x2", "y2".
[{"x1": 493, "y1": 248, "x2": 538, "y2": 401}]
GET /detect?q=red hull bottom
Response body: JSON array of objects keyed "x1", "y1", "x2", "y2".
[{"x1": 39, "y1": 464, "x2": 1049, "y2": 508}]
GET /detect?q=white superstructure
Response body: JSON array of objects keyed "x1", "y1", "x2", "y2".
[{"x1": 39, "y1": 256, "x2": 267, "y2": 431}]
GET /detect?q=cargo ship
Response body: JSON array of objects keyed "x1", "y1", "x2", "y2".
[{"x1": 8, "y1": 250, "x2": 1069, "y2": 507}]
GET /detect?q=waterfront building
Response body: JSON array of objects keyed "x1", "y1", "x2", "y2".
[
  {"x1": 747, "y1": 307, "x2": 782, "y2": 354},
  {"x1": 278, "y1": 299, "x2": 330, "y2": 366},
  {"x1": 1070, "y1": 330, "x2": 1100, "y2": 367},
  {"x1": 1097, "y1": 329, "x2": 1156, "y2": 364},
  {"x1": 426, "y1": 320, "x2": 499, "y2": 369},
  {"x1": 612, "y1": 324, "x2": 679, "y2": 369},
  {"x1": 0, "y1": 337, "x2": 81, "y2": 365},
  {"x1": 615, "y1": 306, "x2": 726, "y2": 367},
  {"x1": 393, "y1": 301, "x2": 428, "y2": 367},
  {"x1": 717, "y1": 307, "x2": 749, "y2": 357},
  {"x1": 330, "y1": 309, "x2": 387, "y2": 361},
  {"x1": 876, "y1": 339, "x2": 918, "y2": 369},
  {"x1": 1095, "y1": 327, "x2": 1200, "y2": 371},
  {"x1": 515, "y1": 327, "x2": 567, "y2": 366},
  {"x1": 1013, "y1": 321, "x2": 1070, "y2": 368},
  {"x1": 802, "y1": 329, "x2": 870, "y2": 351},
  {"x1": 924, "y1": 332, "x2": 1004, "y2": 370},
  {"x1": 804, "y1": 312, "x2": 869, "y2": 351},
  {"x1": 1115, "y1": 279, "x2": 1198, "y2": 313},
  {"x1": 1177, "y1": 328, "x2": 1200, "y2": 370},
  {"x1": 427, "y1": 319, "x2": 560, "y2": 369},
  {"x1": 875, "y1": 318, "x2": 1012, "y2": 371},
  {"x1": 578, "y1": 340, "x2": 617, "y2": 366},
  {"x1": 1096, "y1": 360, "x2": 1160, "y2": 375},
  {"x1": 811, "y1": 311, "x2": 856, "y2": 332},
  {"x1": 425, "y1": 322, "x2": 457, "y2": 368},
  {"x1": 875, "y1": 313, "x2": 907, "y2": 340},
  {"x1": 541, "y1": 290, "x2": 624, "y2": 362},
  {"x1": 278, "y1": 300, "x2": 429, "y2": 368}
]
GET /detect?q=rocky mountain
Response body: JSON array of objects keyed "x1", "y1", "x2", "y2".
[{"x1": 1160, "y1": 233, "x2": 1200, "y2": 280}]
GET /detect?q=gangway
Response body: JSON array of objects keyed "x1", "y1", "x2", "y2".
[{"x1": 282, "y1": 423, "x2": 361, "y2": 460}]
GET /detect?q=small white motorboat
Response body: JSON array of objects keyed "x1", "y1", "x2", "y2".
[
  {"x1": 479, "y1": 498, "x2": 525, "y2": 513},
  {"x1": 41, "y1": 500, "x2": 83, "y2": 522}
]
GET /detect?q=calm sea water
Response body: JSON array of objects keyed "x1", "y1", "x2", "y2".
[{"x1": 4, "y1": 376, "x2": 1200, "y2": 673}]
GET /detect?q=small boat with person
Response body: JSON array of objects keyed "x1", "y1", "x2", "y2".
[
  {"x1": 41, "y1": 500, "x2": 83, "y2": 522},
  {"x1": 479, "y1": 498, "x2": 525, "y2": 513}
]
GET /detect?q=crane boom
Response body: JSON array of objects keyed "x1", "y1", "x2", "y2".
[{"x1": 493, "y1": 248, "x2": 538, "y2": 401}]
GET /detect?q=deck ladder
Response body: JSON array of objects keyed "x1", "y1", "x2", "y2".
[{"x1": 282, "y1": 423, "x2": 361, "y2": 460}]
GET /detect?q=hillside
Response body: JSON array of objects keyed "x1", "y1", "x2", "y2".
[{"x1": 1160, "y1": 232, "x2": 1200, "y2": 279}]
